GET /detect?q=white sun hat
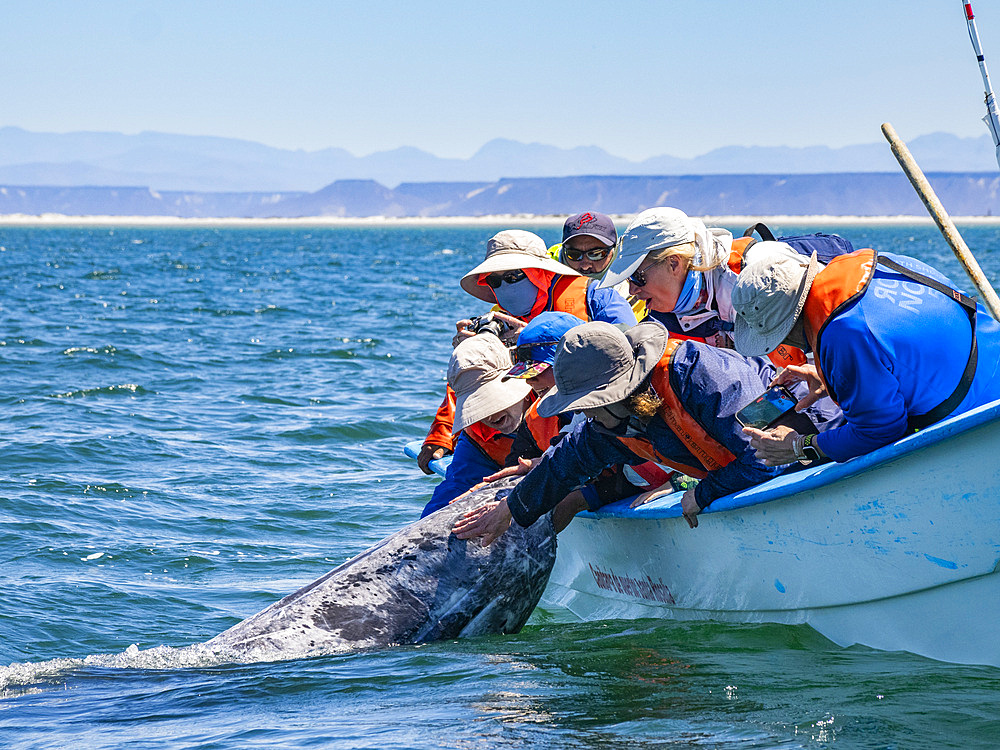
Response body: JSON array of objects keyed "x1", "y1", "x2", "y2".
[
  {"x1": 448, "y1": 334, "x2": 532, "y2": 434},
  {"x1": 460, "y1": 230, "x2": 580, "y2": 303}
]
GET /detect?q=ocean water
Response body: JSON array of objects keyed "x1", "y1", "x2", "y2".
[{"x1": 1, "y1": 221, "x2": 999, "y2": 749}]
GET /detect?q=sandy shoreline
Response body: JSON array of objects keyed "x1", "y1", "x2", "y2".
[{"x1": 1, "y1": 213, "x2": 1000, "y2": 227}]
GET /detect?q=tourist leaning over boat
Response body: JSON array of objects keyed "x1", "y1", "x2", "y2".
[
  {"x1": 500, "y1": 312, "x2": 582, "y2": 463},
  {"x1": 419, "y1": 335, "x2": 533, "y2": 518},
  {"x1": 599, "y1": 207, "x2": 814, "y2": 366},
  {"x1": 493, "y1": 311, "x2": 675, "y2": 530},
  {"x1": 453, "y1": 321, "x2": 841, "y2": 544},
  {"x1": 551, "y1": 211, "x2": 646, "y2": 320},
  {"x1": 417, "y1": 229, "x2": 636, "y2": 473},
  {"x1": 730, "y1": 247, "x2": 1000, "y2": 466},
  {"x1": 494, "y1": 312, "x2": 597, "y2": 531}
]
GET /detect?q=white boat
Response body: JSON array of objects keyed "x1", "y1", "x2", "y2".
[{"x1": 405, "y1": 398, "x2": 1000, "y2": 668}]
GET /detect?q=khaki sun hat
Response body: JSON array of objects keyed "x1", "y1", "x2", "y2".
[
  {"x1": 448, "y1": 334, "x2": 532, "y2": 434},
  {"x1": 731, "y1": 250, "x2": 821, "y2": 357},
  {"x1": 536, "y1": 321, "x2": 669, "y2": 418},
  {"x1": 460, "y1": 230, "x2": 580, "y2": 303}
]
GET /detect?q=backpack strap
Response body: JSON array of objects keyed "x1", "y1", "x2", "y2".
[
  {"x1": 742, "y1": 223, "x2": 777, "y2": 242},
  {"x1": 876, "y1": 256, "x2": 979, "y2": 431}
]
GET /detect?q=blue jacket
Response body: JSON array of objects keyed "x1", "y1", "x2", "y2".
[
  {"x1": 814, "y1": 253, "x2": 1000, "y2": 462},
  {"x1": 506, "y1": 342, "x2": 797, "y2": 528},
  {"x1": 585, "y1": 282, "x2": 637, "y2": 326},
  {"x1": 420, "y1": 431, "x2": 506, "y2": 518}
]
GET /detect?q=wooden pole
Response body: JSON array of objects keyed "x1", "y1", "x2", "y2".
[{"x1": 882, "y1": 121, "x2": 1000, "y2": 321}]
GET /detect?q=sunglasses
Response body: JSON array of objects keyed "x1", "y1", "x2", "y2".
[
  {"x1": 628, "y1": 257, "x2": 668, "y2": 288},
  {"x1": 512, "y1": 340, "x2": 560, "y2": 365},
  {"x1": 563, "y1": 245, "x2": 611, "y2": 262},
  {"x1": 484, "y1": 269, "x2": 527, "y2": 289}
]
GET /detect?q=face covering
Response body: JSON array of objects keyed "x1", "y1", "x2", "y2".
[
  {"x1": 494, "y1": 277, "x2": 538, "y2": 317},
  {"x1": 671, "y1": 267, "x2": 703, "y2": 316}
]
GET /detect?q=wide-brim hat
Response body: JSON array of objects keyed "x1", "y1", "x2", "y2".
[
  {"x1": 461, "y1": 229, "x2": 580, "y2": 303},
  {"x1": 537, "y1": 321, "x2": 669, "y2": 417},
  {"x1": 600, "y1": 207, "x2": 695, "y2": 288},
  {"x1": 732, "y1": 250, "x2": 821, "y2": 357},
  {"x1": 448, "y1": 335, "x2": 533, "y2": 433}
]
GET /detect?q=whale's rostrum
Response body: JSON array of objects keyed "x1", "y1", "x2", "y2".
[{"x1": 207, "y1": 477, "x2": 556, "y2": 658}]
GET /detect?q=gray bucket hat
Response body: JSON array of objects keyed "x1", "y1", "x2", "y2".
[
  {"x1": 732, "y1": 251, "x2": 821, "y2": 357},
  {"x1": 460, "y1": 230, "x2": 580, "y2": 303},
  {"x1": 448, "y1": 335, "x2": 532, "y2": 433},
  {"x1": 536, "y1": 321, "x2": 669, "y2": 418}
]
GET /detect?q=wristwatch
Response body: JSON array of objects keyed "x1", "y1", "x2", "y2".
[{"x1": 800, "y1": 433, "x2": 822, "y2": 464}]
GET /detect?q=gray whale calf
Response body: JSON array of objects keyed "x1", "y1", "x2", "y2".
[{"x1": 207, "y1": 477, "x2": 556, "y2": 657}]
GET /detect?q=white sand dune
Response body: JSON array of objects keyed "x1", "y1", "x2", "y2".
[{"x1": 2, "y1": 212, "x2": 1000, "y2": 227}]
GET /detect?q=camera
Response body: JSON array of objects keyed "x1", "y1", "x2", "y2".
[{"x1": 467, "y1": 313, "x2": 512, "y2": 340}]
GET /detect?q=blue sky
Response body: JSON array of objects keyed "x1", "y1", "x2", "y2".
[{"x1": 3, "y1": 0, "x2": 999, "y2": 160}]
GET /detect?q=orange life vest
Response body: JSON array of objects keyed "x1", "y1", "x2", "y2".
[
  {"x1": 626, "y1": 461, "x2": 674, "y2": 489},
  {"x1": 464, "y1": 421, "x2": 515, "y2": 466},
  {"x1": 543, "y1": 274, "x2": 590, "y2": 320},
  {"x1": 726, "y1": 236, "x2": 757, "y2": 273},
  {"x1": 615, "y1": 340, "x2": 737, "y2": 479},
  {"x1": 800, "y1": 249, "x2": 877, "y2": 401},
  {"x1": 524, "y1": 399, "x2": 561, "y2": 452},
  {"x1": 423, "y1": 275, "x2": 592, "y2": 448}
]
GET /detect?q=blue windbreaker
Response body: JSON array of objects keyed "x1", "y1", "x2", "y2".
[
  {"x1": 585, "y1": 283, "x2": 637, "y2": 326},
  {"x1": 505, "y1": 341, "x2": 825, "y2": 528},
  {"x1": 420, "y1": 431, "x2": 506, "y2": 518},
  {"x1": 814, "y1": 253, "x2": 1000, "y2": 462}
]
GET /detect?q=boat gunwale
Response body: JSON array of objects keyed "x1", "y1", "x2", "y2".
[{"x1": 405, "y1": 398, "x2": 1000, "y2": 521}]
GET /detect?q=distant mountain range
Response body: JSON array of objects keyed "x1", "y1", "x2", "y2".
[
  {"x1": 3, "y1": 173, "x2": 1000, "y2": 218},
  {"x1": 0, "y1": 126, "x2": 998, "y2": 192}
]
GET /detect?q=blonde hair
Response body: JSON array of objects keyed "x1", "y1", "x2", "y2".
[
  {"x1": 647, "y1": 240, "x2": 721, "y2": 273},
  {"x1": 626, "y1": 388, "x2": 664, "y2": 419}
]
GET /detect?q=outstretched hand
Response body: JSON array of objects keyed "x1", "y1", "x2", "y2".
[
  {"x1": 482, "y1": 456, "x2": 538, "y2": 483},
  {"x1": 679, "y1": 488, "x2": 701, "y2": 529},
  {"x1": 631, "y1": 486, "x2": 701, "y2": 529},
  {"x1": 629, "y1": 483, "x2": 674, "y2": 509},
  {"x1": 452, "y1": 499, "x2": 513, "y2": 547},
  {"x1": 771, "y1": 364, "x2": 827, "y2": 411}
]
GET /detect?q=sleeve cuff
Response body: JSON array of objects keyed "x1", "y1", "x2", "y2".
[
  {"x1": 506, "y1": 488, "x2": 536, "y2": 528},
  {"x1": 580, "y1": 484, "x2": 601, "y2": 510}
]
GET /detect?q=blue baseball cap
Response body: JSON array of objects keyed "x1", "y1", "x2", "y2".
[{"x1": 503, "y1": 312, "x2": 584, "y2": 379}]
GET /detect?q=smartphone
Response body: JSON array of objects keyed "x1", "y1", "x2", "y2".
[{"x1": 736, "y1": 385, "x2": 798, "y2": 430}]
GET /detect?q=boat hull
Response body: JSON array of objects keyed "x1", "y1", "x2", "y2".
[{"x1": 541, "y1": 400, "x2": 1000, "y2": 667}]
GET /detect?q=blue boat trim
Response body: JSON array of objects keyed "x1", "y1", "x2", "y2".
[{"x1": 403, "y1": 441, "x2": 453, "y2": 476}]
